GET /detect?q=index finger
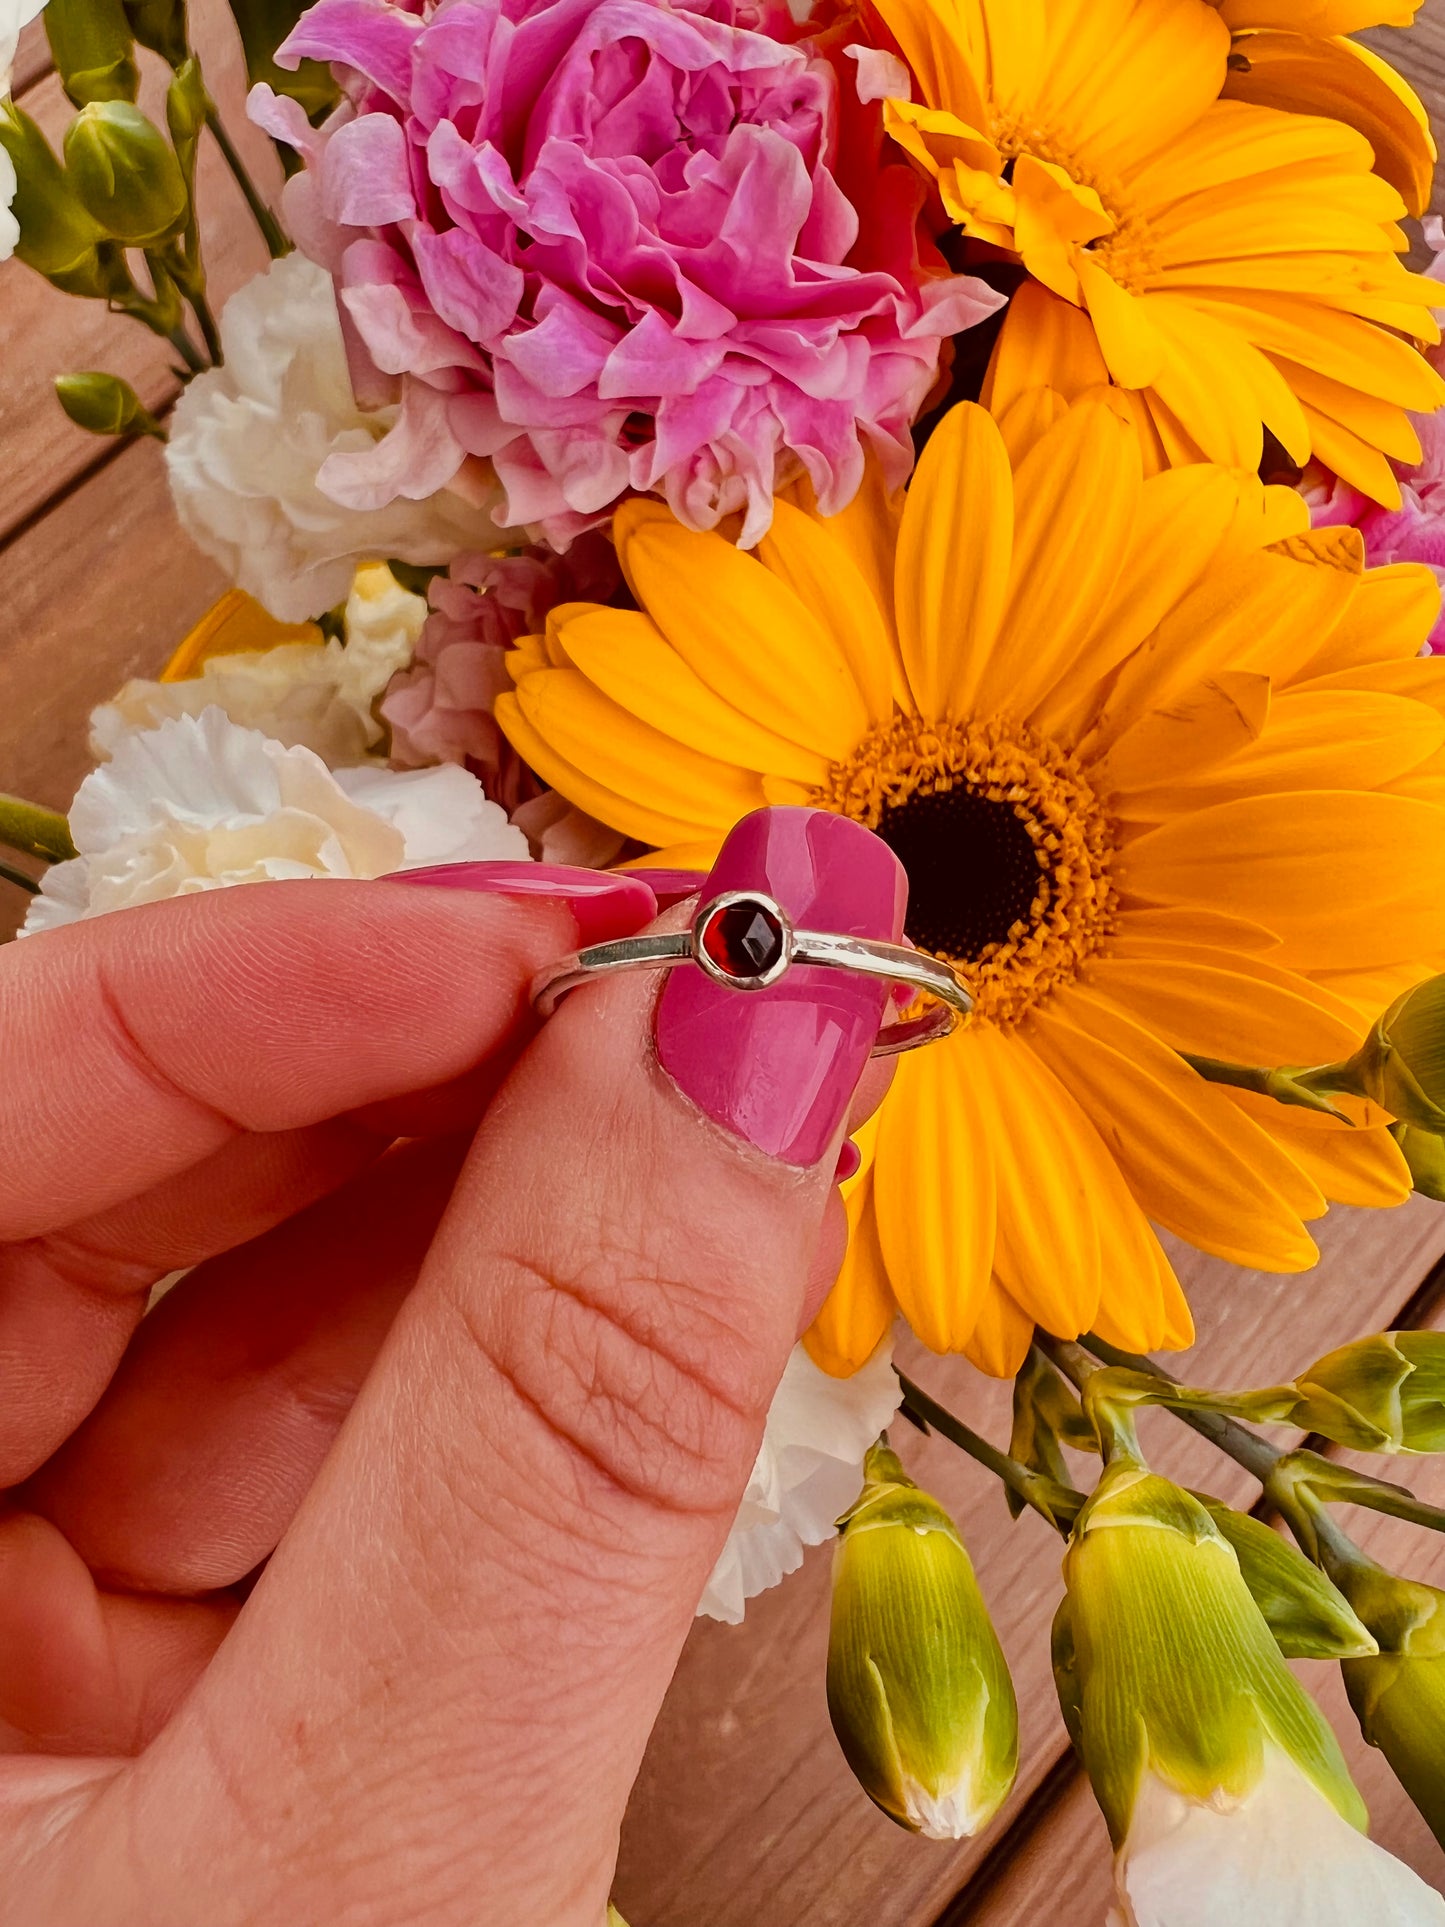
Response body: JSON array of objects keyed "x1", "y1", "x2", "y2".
[{"x1": 0, "y1": 869, "x2": 653, "y2": 1243}]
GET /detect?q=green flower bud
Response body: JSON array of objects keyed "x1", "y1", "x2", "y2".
[
  {"x1": 1290, "y1": 1331, "x2": 1445, "y2": 1454},
  {"x1": 44, "y1": 0, "x2": 139, "y2": 106},
  {"x1": 1063, "y1": 1460, "x2": 1365, "y2": 1846},
  {"x1": 122, "y1": 0, "x2": 189, "y2": 68},
  {"x1": 55, "y1": 372, "x2": 164, "y2": 440},
  {"x1": 165, "y1": 57, "x2": 207, "y2": 177},
  {"x1": 826, "y1": 1442, "x2": 1018, "y2": 1839},
  {"x1": 1338, "y1": 1563, "x2": 1445, "y2": 1849},
  {"x1": 1346, "y1": 974, "x2": 1445, "y2": 1132},
  {"x1": 1191, "y1": 1495, "x2": 1376, "y2": 1659},
  {"x1": 1393, "y1": 1121, "x2": 1445, "y2": 1203},
  {"x1": 63, "y1": 101, "x2": 188, "y2": 247},
  {"x1": 0, "y1": 100, "x2": 118, "y2": 290}
]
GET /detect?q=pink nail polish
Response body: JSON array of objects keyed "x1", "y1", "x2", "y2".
[
  {"x1": 614, "y1": 867, "x2": 707, "y2": 910},
  {"x1": 655, "y1": 808, "x2": 907, "y2": 1167},
  {"x1": 835, "y1": 1139, "x2": 862, "y2": 1183},
  {"x1": 389, "y1": 862, "x2": 656, "y2": 947}
]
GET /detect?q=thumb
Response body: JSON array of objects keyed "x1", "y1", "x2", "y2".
[{"x1": 56, "y1": 809, "x2": 906, "y2": 1927}]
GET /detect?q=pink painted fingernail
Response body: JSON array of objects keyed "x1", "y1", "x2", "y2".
[
  {"x1": 389, "y1": 862, "x2": 656, "y2": 946},
  {"x1": 655, "y1": 808, "x2": 907, "y2": 1167},
  {"x1": 835, "y1": 1139, "x2": 862, "y2": 1183},
  {"x1": 615, "y1": 867, "x2": 707, "y2": 910}
]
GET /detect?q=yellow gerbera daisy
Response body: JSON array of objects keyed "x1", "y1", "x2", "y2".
[
  {"x1": 868, "y1": 0, "x2": 1443, "y2": 506},
  {"x1": 496, "y1": 398, "x2": 1445, "y2": 1378}
]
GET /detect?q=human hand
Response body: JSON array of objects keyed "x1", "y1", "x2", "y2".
[{"x1": 0, "y1": 805, "x2": 903, "y2": 1926}]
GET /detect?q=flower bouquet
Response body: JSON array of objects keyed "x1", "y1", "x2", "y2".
[{"x1": 8, "y1": 0, "x2": 1445, "y2": 1914}]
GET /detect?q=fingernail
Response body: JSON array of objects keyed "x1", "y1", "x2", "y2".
[
  {"x1": 835, "y1": 1139, "x2": 862, "y2": 1184},
  {"x1": 655, "y1": 808, "x2": 907, "y2": 1167},
  {"x1": 389, "y1": 862, "x2": 656, "y2": 946},
  {"x1": 615, "y1": 866, "x2": 707, "y2": 910}
]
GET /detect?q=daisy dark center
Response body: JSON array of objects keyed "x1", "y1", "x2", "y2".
[
  {"x1": 873, "y1": 784, "x2": 1042, "y2": 961},
  {"x1": 813, "y1": 715, "x2": 1117, "y2": 1026}
]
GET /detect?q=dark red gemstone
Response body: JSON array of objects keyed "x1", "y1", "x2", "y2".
[{"x1": 700, "y1": 898, "x2": 786, "y2": 980}]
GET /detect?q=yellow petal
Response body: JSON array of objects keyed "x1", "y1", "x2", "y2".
[
  {"x1": 161, "y1": 589, "x2": 320, "y2": 679},
  {"x1": 1121, "y1": 789, "x2": 1445, "y2": 970},
  {"x1": 1092, "y1": 546, "x2": 1349, "y2": 749},
  {"x1": 805, "y1": 1161, "x2": 898, "y2": 1379},
  {"x1": 757, "y1": 501, "x2": 898, "y2": 728},
  {"x1": 1027, "y1": 987, "x2": 1324, "y2": 1268},
  {"x1": 1114, "y1": 689, "x2": 1445, "y2": 818},
  {"x1": 962, "y1": 1285, "x2": 1036, "y2": 1377},
  {"x1": 982, "y1": 279, "x2": 1112, "y2": 418},
  {"x1": 1115, "y1": 903, "x2": 1282, "y2": 952},
  {"x1": 613, "y1": 500, "x2": 871, "y2": 761},
  {"x1": 1082, "y1": 949, "x2": 1365, "y2": 1065},
  {"x1": 976, "y1": 395, "x2": 1142, "y2": 720},
  {"x1": 1292, "y1": 565, "x2": 1441, "y2": 677},
  {"x1": 1221, "y1": 32, "x2": 1435, "y2": 217},
  {"x1": 554, "y1": 607, "x2": 829, "y2": 786},
  {"x1": 1221, "y1": 1089, "x2": 1411, "y2": 1210},
  {"x1": 1217, "y1": 2, "x2": 1419, "y2": 28},
  {"x1": 1032, "y1": 464, "x2": 1248, "y2": 743},
  {"x1": 1099, "y1": 671, "x2": 1272, "y2": 801},
  {"x1": 894, "y1": 402, "x2": 1014, "y2": 720},
  {"x1": 965, "y1": 1027, "x2": 1104, "y2": 1338},
  {"x1": 873, "y1": 1038, "x2": 995, "y2": 1353},
  {"x1": 497, "y1": 680, "x2": 755, "y2": 847}
]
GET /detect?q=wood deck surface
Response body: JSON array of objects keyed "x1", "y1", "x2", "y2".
[{"x1": 4, "y1": 6, "x2": 1445, "y2": 1922}]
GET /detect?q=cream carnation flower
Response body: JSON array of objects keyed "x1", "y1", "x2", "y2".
[
  {"x1": 698, "y1": 1342, "x2": 900, "y2": 1625},
  {"x1": 2, "y1": 0, "x2": 45, "y2": 261},
  {"x1": 24, "y1": 707, "x2": 526, "y2": 932},
  {"x1": 165, "y1": 254, "x2": 507, "y2": 623},
  {"x1": 1109, "y1": 1747, "x2": 1445, "y2": 1927},
  {"x1": 93, "y1": 566, "x2": 428, "y2": 769}
]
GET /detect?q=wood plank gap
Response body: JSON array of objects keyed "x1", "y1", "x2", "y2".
[
  {"x1": 0, "y1": 391, "x2": 179, "y2": 561},
  {"x1": 927, "y1": 1752, "x2": 1079, "y2": 1927}
]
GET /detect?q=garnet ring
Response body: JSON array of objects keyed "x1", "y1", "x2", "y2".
[{"x1": 530, "y1": 890, "x2": 972, "y2": 1056}]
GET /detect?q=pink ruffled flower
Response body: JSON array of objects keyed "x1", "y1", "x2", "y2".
[
  {"x1": 381, "y1": 532, "x2": 625, "y2": 860},
  {"x1": 255, "y1": 0, "x2": 1004, "y2": 548}
]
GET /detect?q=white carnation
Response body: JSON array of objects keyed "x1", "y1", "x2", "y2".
[
  {"x1": 23, "y1": 707, "x2": 527, "y2": 933},
  {"x1": 165, "y1": 254, "x2": 502, "y2": 623},
  {"x1": 92, "y1": 565, "x2": 428, "y2": 770},
  {"x1": 698, "y1": 1341, "x2": 900, "y2": 1625},
  {"x1": 0, "y1": 140, "x2": 17, "y2": 266},
  {"x1": 1110, "y1": 1746, "x2": 1445, "y2": 1927},
  {"x1": 1, "y1": 0, "x2": 45, "y2": 262}
]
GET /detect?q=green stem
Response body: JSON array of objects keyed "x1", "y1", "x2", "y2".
[
  {"x1": 0, "y1": 860, "x2": 39, "y2": 895},
  {"x1": 0, "y1": 794, "x2": 76, "y2": 864},
  {"x1": 205, "y1": 102, "x2": 287, "y2": 259},
  {"x1": 188, "y1": 279, "x2": 223, "y2": 367},
  {"x1": 896, "y1": 1371, "x2": 1083, "y2": 1535},
  {"x1": 1080, "y1": 1335, "x2": 1284, "y2": 1483}
]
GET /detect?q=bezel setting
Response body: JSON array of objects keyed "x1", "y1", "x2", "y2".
[{"x1": 691, "y1": 890, "x2": 795, "y2": 991}]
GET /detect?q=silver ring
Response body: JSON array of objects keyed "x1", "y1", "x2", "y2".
[{"x1": 529, "y1": 889, "x2": 972, "y2": 1056}]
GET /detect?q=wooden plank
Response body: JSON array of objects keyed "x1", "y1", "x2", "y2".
[
  {"x1": 0, "y1": 438, "x2": 226, "y2": 938},
  {"x1": 958, "y1": 1281, "x2": 1445, "y2": 1925},
  {"x1": 10, "y1": 19, "x2": 51, "y2": 98},
  {"x1": 0, "y1": 0, "x2": 279, "y2": 543},
  {"x1": 614, "y1": 1202, "x2": 1445, "y2": 1927}
]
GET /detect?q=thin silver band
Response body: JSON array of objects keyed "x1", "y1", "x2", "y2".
[{"x1": 530, "y1": 890, "x2": 972, "y2": 1057}]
